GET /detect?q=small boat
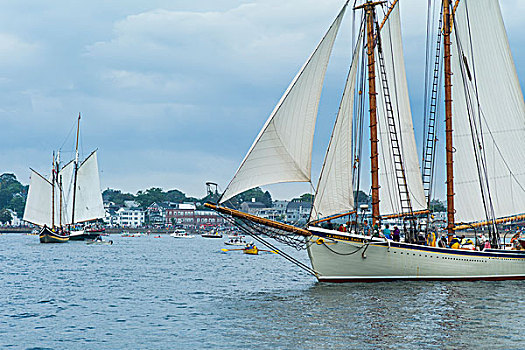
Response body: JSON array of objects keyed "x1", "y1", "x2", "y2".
[
  {"x1": 224, "y1": 237, "x2": 247, "y2": 246},
  {"x1": 170, "y1": 229, "x2": 195, "y2": 238},
  {"x1": 243, "y1": 244, "x2": 259, "y2": 255},
  {"x1": 121, "y1": 231, "x2": 132, "y2": 237},
  {"x1": 86, "y1": 238, "x2": 113, "y2": 245},
  {"x1": 202, "y1": 230, "x2": 222, "y2": 238},
  {"x1": 39, "y1": 226, "x2": 69, "y2": 243},
  {"x1": 70, "y1": 226, "x2": 106, "y2": 241}
]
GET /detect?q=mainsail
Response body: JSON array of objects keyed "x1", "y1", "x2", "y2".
[
  {"x1": 60, "y1": 151, "x2": 105, "y2": 224},
  {"x1": 219, "y1": 3, "x2": 348, "y2": 203},
  {"x1": 23, "y1": 170, "x2": 53, "y2": 226},
  {"x1": 375, "y1": 3, "x2": 426, "y2": 215},
  {"x1": 310, "y1": 34, "x2": 362, "y2": 221},
  {"x1": 451, "y1": 0, "x2": 525, "y2": 223}
]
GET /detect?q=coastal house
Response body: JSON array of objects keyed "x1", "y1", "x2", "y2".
[
  {"x1": 240, "y1": 201, "x2": 266, "y2": 215},
  {"x1": 115, "y1": 207, "x2": 145, "y2": 228},
  {"x1": 285, "y1": 201, "x2": 312, "y2": 224},
  {"x1": 165, "y1": 203, "x2": 197, "y2": 229}
]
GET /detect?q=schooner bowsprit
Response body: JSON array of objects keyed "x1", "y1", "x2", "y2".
[
  {"x1": 206, "y1": 0, "x2": 525, "y2": 281},
  {"x1": 23, "y1": 114, "x2": 105, "y2": 243}
]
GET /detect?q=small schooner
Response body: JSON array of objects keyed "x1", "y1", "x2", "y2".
[
  {"x1": 23, "y1": 114, "x2": 105, "y2": 243},
  {"x1": 207, "y1": 0, "x2": 525, "y2": 281}
]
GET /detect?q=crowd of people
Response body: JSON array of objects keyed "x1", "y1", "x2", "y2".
[{"x1": 321, "y1": 219, "x2": 525, "y2": 251}]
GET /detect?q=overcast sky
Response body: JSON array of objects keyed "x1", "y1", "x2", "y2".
[{"x1": 1, "y1": 0, "x2": 524, "y2": 200}]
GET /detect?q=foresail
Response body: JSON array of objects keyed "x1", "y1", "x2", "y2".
[
  {"x1": 219, "y1": 3, "x2": 348, "y2": 204},
  {"x1": 375, "y1": 3, "x2": 426, "y2": 216},
  {"x1": 310, "y1": 33, "x2": 362, "y2": 221},
  {"x1": 23, "y1": 170, "x2": 53, "y2": 226},
  {"x1": 451, "y1": 0, "x2": 525, "y2": 223},
  {"x1": 73, "y1": 151, "x2": 105, "y2": 222}
]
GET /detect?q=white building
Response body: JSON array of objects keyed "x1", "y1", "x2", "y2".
[{"x1": 115, "y1": 207, "x2": 145, "y2": 228}]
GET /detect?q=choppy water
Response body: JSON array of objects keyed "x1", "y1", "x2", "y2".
[{"x1": 0, "y1": 233, "x2": 523, "y2": 349}]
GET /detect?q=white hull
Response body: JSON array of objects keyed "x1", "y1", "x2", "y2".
[
  {"x1": 170, "y1": 234, "x2": 195, "y2": 238},
  {"x1": 307, "y1": 227, "x2": 525, "y2": 282}
]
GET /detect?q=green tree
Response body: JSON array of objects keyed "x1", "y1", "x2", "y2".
[
  {"x1": 228, "y1": 187, "x2": 272, "y2": 208},
  {"x1": 0, "y1": 209, "x2": 11, "y2": 224},
  {"x1": 430, "y1": 199, "x2": 446, "y2": 212},
  {"x1": 292, "y1": 193, "x2": 313, "y2": 203}
]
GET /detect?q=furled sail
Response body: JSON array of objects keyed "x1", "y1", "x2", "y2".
[
  {"x1": 451, "y1": 0, "x2": 525, "y2": 223},
  {"x1": 375, "y1": 3, "x2": 426, "y2": 215},
  {"x1": 219, "y1": 3, "x2": 348, "y2": 204},
  {"x1": 23, "y1": 170, "x2": 53, "y2": 226},
  {"x1": 310, "y1": 34, "x2": 362, "y2": 221},
  {"x1": 60, "y1": 151, "x2": 105, "y2": 223}
]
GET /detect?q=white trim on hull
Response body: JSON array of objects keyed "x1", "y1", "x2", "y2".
[{"x1": 307, "y1": 228, "x2": 525, "y2": 282}]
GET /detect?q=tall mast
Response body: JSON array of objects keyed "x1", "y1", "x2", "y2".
[
  {"x1": 71, "y1": 113, "x2": 81, "y2": 225},
  {"x1": 57, "y1": 150, "x2": 62, "y2": 228},
  {"x1": 443, "y1": 0, "x2": 454, "y2": 236},
  {"x1": 356, "y1": 0, "x2": 384, "y2": 224},
  {"x1": 51, "y1": 152, "x2": 55, "y2": 228}
]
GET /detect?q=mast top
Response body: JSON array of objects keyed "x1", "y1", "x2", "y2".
[{"x1": 354, "y1": 1, "x2": 386, "y2": 11}]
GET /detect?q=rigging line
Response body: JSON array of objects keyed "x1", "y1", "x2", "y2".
[
  {"x1": 452, "y1": 15, "x2": 494, "y2": 234},
  {"x1": 463, "y1": 0, "x2": 497, "y2": 233},
  {"x1": 376, "y1": 93, "x2": 398, "y2": 214},
  {"x1": 353, "y1": 17, "x2": 367, "y2": 206},
  {"x1": 422, "y1": 0, "x2": 433, "y2": 153},
  {"x1": 310, "y1": 21, "x2": 365, "y2": 221},
  {"x1": 227, "y1": 214, "x2": 318, "y2": 275},
  {"x1": 381, "y1": 7, "x2": 413, "y2": 213},
  {"x1": 453, "y1": 5, "x2": 495, "y2": 226},
  {"x1": 58, "y1": 119, "x2": 77, "y2": 151},
  {"x1": 321, "y1": 239, "x2": 368, "y2": 256}
]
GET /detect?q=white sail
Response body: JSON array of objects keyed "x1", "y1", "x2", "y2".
[
  {"x1": 71, "y1": 151, "x2": 105, "y2": 223},
  {"x1": 375, "y1": 4, "x2": 426, "y2": 216},
  {"x1": 23, "y1": 170, "x2": 53, "y2": 226},
  {"x1": 219, "y1": 3, "x2": 348, "y2": 203},
  {"x1": 57, "y1": 160, "x2": 75, "y2": 225},
  {"x1": 451, "y1": 0, "x2": 525, "y2": 223},
  {"x1": 310, "y1": 35, "x2": 362, "y2": 221}
]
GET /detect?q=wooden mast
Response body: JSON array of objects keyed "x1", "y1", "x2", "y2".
[
  {"x1": 443, "y1": 0, "x2": 454, "y2": 237},
  {"x1": 51, "y1": 152, "x2": 55, "y2": 229},
  {"x1": 58, "y1": 151, "x2": 62, "y2": 228},
  {"x1": 355, "y1": 1, "x2": 384, "y2": 225},
  {"x1": 71, "y1": 113, "x2": 81, "y2": 225}
]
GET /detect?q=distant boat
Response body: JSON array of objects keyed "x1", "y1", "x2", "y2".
[
  {"x1": 170, "y1": 229, "x2": 195, "y2": 238},
  {"x1": 202, "y1": 230, "x2": 222, "y2": 239},
  {"x1": 23, "y1": 114, "x2": 105, "y2": 243},
  {"x1": 224, "y1": 237, "x2": 247, "y2": 246}
]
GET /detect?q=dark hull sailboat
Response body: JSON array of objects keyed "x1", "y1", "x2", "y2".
[
  {"x1": 39, "y1": 226, "x2": 69, "y2": 243},
  {"x1": 69, "y1": 228, "x2": 105, "y2": 241}
]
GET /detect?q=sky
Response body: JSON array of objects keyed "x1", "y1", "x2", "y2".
[{"x1": 0, "y1": 0, "x2": 524, "y2": 200}]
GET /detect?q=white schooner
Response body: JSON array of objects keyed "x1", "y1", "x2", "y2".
[{"x1": 206, "y1": 0, "x2": 525, "y2": 281}]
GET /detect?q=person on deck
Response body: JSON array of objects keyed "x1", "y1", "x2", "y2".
[
  {"x1": 392, "y1": 226, "x2": 401, "y2": 242},
  {"x1": 362, "y1": 220, "x2": 369, "y2": 235},
  {"x1": 450, "y1": 235, "x2": 461, "y2": 249},
  {"x1": 382, "y1": 224, "x2": 392, "y2": 240},
  {"x1": 338, "y1": 224, "x2": 345, "y2": 232}
]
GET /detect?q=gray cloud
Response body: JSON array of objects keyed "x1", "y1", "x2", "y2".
[{"x1": 0, "y1": 0, "x2": 523, "y2": 200}]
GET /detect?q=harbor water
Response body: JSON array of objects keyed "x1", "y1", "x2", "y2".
[{"x1": 1, "y1": 233, "x2": 523, "y2": 349}]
